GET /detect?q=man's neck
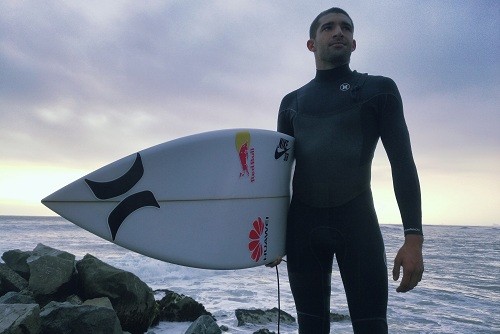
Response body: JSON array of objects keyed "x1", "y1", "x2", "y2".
[
  {"x1": 315, "y1": 59, "x2": 350, "y2": 70},
  {"x1": 315, "y1": 64, "x2": 352, "y2": 81}
]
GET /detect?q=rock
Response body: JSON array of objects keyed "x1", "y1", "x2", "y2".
[
  {"x1": 330, "y1": 312, "x2": 350, "y2": 322},
  {"x1": 76, "y1": 254, "x2": 156, "y2": 334},
  {"x1": 220, "y1": 324, "x2": 229, "y2": 332},
  {"x1": 1, "y1": 249, "x2": 32, "y2": 280},
  {"x1": 253, "y1": 329, "x2": 276, "y2": 334},
  {"x1": 27, "y1": 254, "x2": 76, "y2": 298},
  {"x1": 26, "y1": 244, "x2": 77, "y2": 303},
  {"x1": 184, "y1": 315, "x2": 221, "y2": 334},
  {"x1": 40, "y1": 301, "x2": 122, "y2": 334},
  {"x1": 156, "y1": 289, "x2": 212, "y2": 322},
  {"x1": 65, "y1": 294, "x2": 83, "y2": 305},
  {"x1": 0, "y1": 303, "x2": 41, "y2": 334},
  {"x1": 0, "y1": 263, "x2": 28, "y2": 295},
  {"x1": 29, "y1": 243, "x2": 75, "y2": 262},
  {"x1": 83, "y1": 296, "x2": 114, "y2": 309},
  {"x1": 235, "y1": 308, "x2": 295, "y2": 326},
  {"x1": 0, "y1": 291, "x2": 36, "y2": 304}
]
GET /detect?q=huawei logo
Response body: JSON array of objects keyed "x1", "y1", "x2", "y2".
[
  {"x1": 248, "y1": 217, "x2": 269, "y2": 262},
  {"x1": 340, "y1": 83, "x2": 350, "y2": 91}
]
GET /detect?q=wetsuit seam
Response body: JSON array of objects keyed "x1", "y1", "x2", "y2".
[
  {"x1": 358, "y1": 92, "x2": 400, "y2": 106},
  {"x1": 296, "y1": 311, "x2": 323, "y2": 318}
]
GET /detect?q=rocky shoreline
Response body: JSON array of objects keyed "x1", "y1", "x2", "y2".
[{"x1": 0, "y1": 243, "x2": 349, "y2": 333}]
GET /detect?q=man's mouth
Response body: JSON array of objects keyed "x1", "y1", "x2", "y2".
[{"x1": 330, "y1": 41, "x2": 346, "y2": 47}]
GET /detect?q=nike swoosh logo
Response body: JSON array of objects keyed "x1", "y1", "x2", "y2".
[{"x1": 274, "y1": 147, "x2": 290, "y2": 160}]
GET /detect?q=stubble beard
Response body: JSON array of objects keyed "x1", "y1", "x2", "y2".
[{"x1": 322, "y1": 47, "x2": 352, "y2": 67}]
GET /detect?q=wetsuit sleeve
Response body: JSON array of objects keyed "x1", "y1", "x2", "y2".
[
  {"x1": 277, "y1": 91, "x2": 296, "y2": 136},
  {"x1": 377, "y1": 79, "x2": 423, "y2": 236}
]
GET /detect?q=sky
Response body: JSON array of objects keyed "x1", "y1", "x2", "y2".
[{"x1": 0, "y1": 0, "x2": 499, "y2": 226}]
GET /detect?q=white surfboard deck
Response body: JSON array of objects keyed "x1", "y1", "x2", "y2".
[{"x1": 42, "y1": 129, "x2": 294, "y2": 269}]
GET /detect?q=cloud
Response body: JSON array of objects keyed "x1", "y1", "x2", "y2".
[
  {"x1": 0, "y1": 0, "x2": 499, "y2": 222},
  {"x1": 349, "y1": 1, "x2": 499, "y2": 93},
  {"x1": 0, "y1": 0, "x2": 498, "y2": 170},
  {"x1": 0, "y1": 1, "x2": 289, "y2": 165}
]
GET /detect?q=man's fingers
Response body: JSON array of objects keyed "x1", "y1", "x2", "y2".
[
  {"x1": 397, "y1": 265, "x2": 424, "y2": 292},
  {"x1": 392, "y1": 254, "x2": 402, "y2": 281},
  {"x1": 265, "y1": 257, "x2": 283, "y2": 268},
  {"x1": 392, "y1": 265, "x2": 400, "y2": 281},
  {"x1": 396, "y1": 267, "x2": 412, "y2": 292}
]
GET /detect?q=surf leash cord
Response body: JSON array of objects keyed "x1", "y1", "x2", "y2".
[
  {"x1": 275, "y1": 259, "x2": 287, "y2": 334},
  {"x1": 276, "y1": 265, "x2": 281, "y2": 334}
]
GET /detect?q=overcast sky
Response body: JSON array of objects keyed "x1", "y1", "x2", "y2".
[{"x1": 1, "y1": 1, "x2": 499, "y2": 225}]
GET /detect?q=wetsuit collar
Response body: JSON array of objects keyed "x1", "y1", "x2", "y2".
[{"x1": 315, "y1": 64, "x2": 353, "y2": 82}]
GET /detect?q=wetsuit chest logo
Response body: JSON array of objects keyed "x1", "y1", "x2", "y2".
[{"x1": 340, "y1": 83, "x2": 350, "y2": 91}]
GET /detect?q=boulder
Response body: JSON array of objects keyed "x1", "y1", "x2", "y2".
[
  {"x1": 83, "y1": 296, "x2": 114, "y2": 309},
  {"x1": 156, "y1": 289, "x2": 212, "y2": 322},
  {"x1": 40, "y1": 301, "x2": 122, "y2": 334},
  {"x1": 235, "y1": 308, "x2": 295, "y2": 326},
  {"x1": 0, "y1": 291, "x2": 36, "y2": 304},
  {"x1": 27, "y1": 254, "x2": 76, "y2": 298},
  {"x1": 65, "y1": 294, "x2": 83, "y2": 305},
  {"x1": 184, "y1": 315, "x2": 221, "y2": 334},
  {"x1": 0, "y1": 303, "x2": 41, "y2": 334},
  {"x1": 26, "y1": 244, "x2": 77, "y2": 303},
  {"x1": 76, "y1": 254, "x2": 156, "y2": 334},
  {"x1": 1, "y1": 249, "x2": 32, "y2": 280},
  {"x1": 252, "y1": 330, "x2": 276, "y2": 334},
  {"x1": 0, "y1": 263, "x2": 28, "y2": 295},
  {"x1": 30, "y1": 244, "x2": 75, "y2": 262}
]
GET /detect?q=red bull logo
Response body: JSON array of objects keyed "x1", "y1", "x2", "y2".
[{"x1": 235, "y1": 131, "x2": 255, "y2": 182}]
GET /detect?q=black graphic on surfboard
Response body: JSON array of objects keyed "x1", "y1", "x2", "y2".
[
  {"x1": 274, "y1": 138, "x2": 291, "y2": 161},
  {"x1": 85, "y1": 153, "x2": 160, "y2": 240}
]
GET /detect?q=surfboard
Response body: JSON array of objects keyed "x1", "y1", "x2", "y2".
[{"x1": 42, "y1": 129, "x2": 294, "y2": 269}]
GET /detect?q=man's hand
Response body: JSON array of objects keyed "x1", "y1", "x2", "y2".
[
  {"x1": 265, "y1": 257, "x2": 283, "y2": 268},
  {"x1": 393, "y1": 234, "x2": 424, "y2": 292}
]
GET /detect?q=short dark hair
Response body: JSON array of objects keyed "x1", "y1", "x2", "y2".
[{"x1": 309, "y1": 7, "x2": 354, "y2": 39}]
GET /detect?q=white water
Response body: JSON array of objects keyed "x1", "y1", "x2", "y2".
[{"x1": 0, "y1": 216, "x2": 498, "y2": 333}]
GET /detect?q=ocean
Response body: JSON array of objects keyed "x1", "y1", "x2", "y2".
[{"x1": 0, "y1": 216, "x2": 498, "y2": 334}]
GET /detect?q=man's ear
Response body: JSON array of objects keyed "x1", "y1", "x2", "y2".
[
  {"x1": 307, "y1": 39, "x2": 316, "y2": 52},
  {"x1": 352, "y1": 39, "x2": 357, "y2": 52}
]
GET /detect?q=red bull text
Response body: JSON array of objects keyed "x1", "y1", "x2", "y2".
[{"x1": 235, "y1": 131, "x2": 255, "y2": 182}]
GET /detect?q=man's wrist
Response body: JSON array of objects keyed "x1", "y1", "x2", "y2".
[
  {"x1": 404, "y1": 227, "x2": 423, "y2": 235},
  {"x1": 404, "y1": 234, "x2": 424, "y2": 247}
]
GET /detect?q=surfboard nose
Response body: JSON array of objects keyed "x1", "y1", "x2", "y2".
[
  {"x1": 41, "y1": 191, "x2": 55, "y2": 205},
  {"x1": 41, "y1": 182, "x2": 82, "y2": 212},
  {"x1": 41, "y1": 190, "x2": 60, "y2": 212}
]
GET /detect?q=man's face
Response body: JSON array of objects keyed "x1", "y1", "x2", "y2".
[{"x1": 307, "y1": 12, "x2": 356, "y2": 70}]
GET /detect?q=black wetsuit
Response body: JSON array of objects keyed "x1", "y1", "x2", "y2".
[{"x1": 277, "y1": 64, "x2": 422, "y2": 333}]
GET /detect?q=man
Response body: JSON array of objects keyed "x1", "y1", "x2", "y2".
[{"x1": 270, "y1": 7, "x2": 424, "y2": 334}]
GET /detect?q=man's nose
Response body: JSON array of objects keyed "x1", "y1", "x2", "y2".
[{"x1": 332, "y1": 25, "x2": 343, "y2": 37}]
